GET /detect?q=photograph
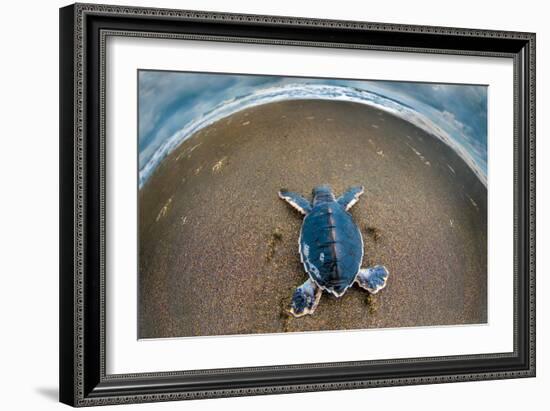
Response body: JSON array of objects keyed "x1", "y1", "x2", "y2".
[
  {"x1": 54, "y1": 1, "x2": 536, "y2": 407},
  {"x1": 137, "y1": 71, "x2": 488, "y2": 339}
]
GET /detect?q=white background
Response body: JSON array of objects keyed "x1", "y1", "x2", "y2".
[
  {"x1": 0, "y1": 0, "x2": 546, "y2": 410},
  {"x1": 107, "y1": 37, "x2": 513, "y2": 374}
]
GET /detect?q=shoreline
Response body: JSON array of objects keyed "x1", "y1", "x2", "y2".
[{"x1": 139, "y1": 96, "x2": 487, "y2": 190}]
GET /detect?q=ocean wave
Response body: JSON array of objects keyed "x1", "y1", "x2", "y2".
[{"x1": 139, "y1": 83, "x2": 487, "y2": 188}]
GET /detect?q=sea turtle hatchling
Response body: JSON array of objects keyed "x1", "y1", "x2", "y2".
[{"x1": 279, "y1": 185, "x2": 389, "y2": 317}]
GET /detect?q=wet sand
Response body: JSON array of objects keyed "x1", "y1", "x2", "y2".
[{"x1": 138, "y1": 100, "x2": 487, "y2": 338}]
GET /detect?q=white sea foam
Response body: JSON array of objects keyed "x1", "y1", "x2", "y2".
[{"x1": 139, "y1": 84, "x2": 487, "y2": 188}]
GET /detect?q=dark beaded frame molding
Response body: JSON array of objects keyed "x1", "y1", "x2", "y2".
[{"x1": 59, "y1": 3, "x2": 536, "y2": 407}]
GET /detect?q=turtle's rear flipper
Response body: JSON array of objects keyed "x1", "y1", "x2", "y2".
[
  {"x1": 290, "y1": 279, "x2": 322, "y2": 317},
  {"x1": 356, "y1": 265, "x2": 389, "y2": 294}
]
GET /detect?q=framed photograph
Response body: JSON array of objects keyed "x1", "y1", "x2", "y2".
[{"x1": 59, "y1": 3, "x2": 536, "y2": 407}]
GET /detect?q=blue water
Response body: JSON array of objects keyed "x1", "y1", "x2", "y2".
[{"x1": 139, "y1": 73, "x2": 487, "y2": 188}]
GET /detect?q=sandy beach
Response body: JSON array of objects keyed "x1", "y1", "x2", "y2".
[{"x1": 138, "y1": 99, "x2": 487, "y2": 338}]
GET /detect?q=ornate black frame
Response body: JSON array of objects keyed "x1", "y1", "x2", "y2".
[{"x1": 59, "y1": 3, "x2": 536, "y2": 407}]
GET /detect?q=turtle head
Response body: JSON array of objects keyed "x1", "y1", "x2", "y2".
[{"x1": 312, "y1": 185, "x2": 335, "y2": 205}]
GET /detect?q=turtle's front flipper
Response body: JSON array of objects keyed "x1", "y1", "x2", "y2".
[
  {"x1": 290, "y1": 279, "x2": 322, "y2": 317},
  {"x1": 278, "y1": 190, "x2": 312, "y2": 215},
  {"x1": 337, "y1": 186, "x2": 364, "y2": 211},
  {"x1": 356, "y1": 265, "x2": 389, "y2": 294}
]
